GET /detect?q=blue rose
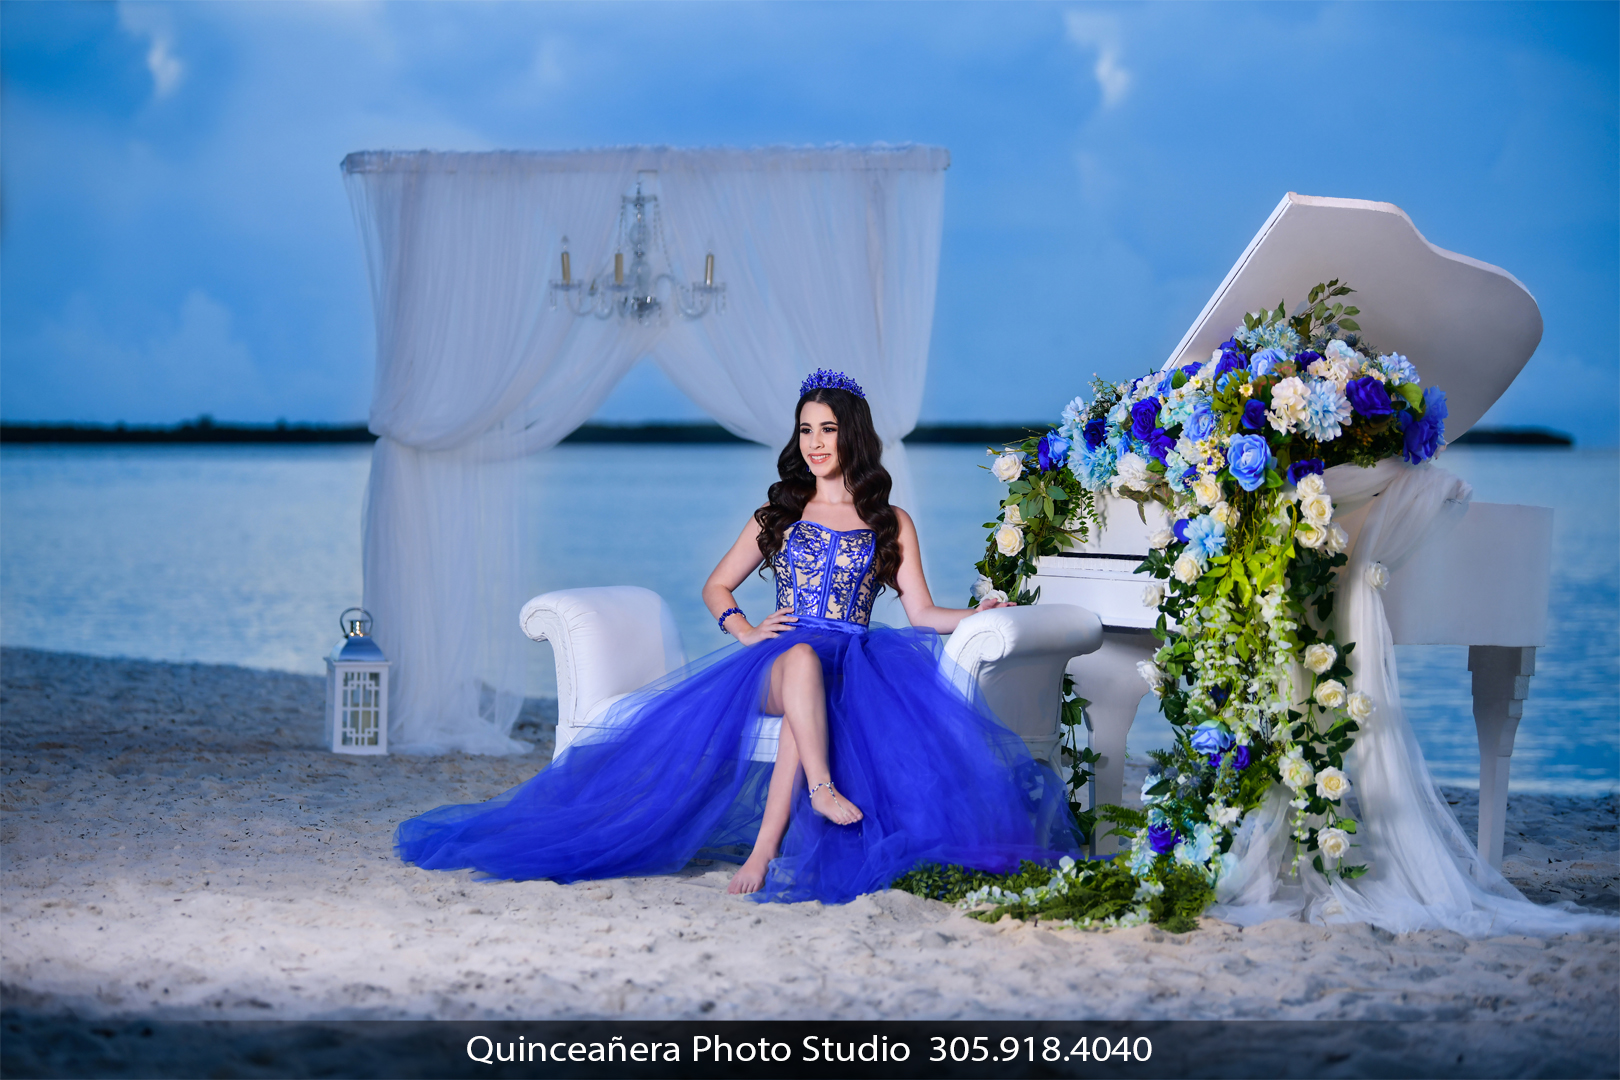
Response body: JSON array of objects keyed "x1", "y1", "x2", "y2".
[
  {"x1": 1401, "y1": 387, "x2": 1449, "y2": 464},
  {"x1": 1249, "y1": 347, "x2": 1287, "y2": 377},
  {"x1": 1190, "y1": 723, "x2": 1234, "y2": 755},
  {"x1": 1037, "y1": 431, "x2": 1070, "y2": 472},
  {"x1": 1207, "y1": 684, "x2": 1230, "y2": 708},
  {"x1": 1293, "y1": 350, "x2": 1322, "y2": 369},
  {"x1": 1148, "y1": 823, "x2": 1179, "y2": 854},
  {"x1": 1286, "y1": 457, "x2": 1325, "y2": 486},
  {"x1": 1226, "y1": 433, "x2": 1274, "y2": 492},
  {"x1": 1184, "y1": 405, "x2": 1217, "y2": 443},
  {"x1": 1145, "y1": 428, "x2": 1175, "y2": 463},
  {"x1": 1130, "y1": 399, "x2": 1161, "y2": 440},
  {"x1": 1346, "y1": 376, "x2": 1394, "y2": 417},
  {"x1": 1230, "y1": 745, "x2": 1251, "y2": 771},
  {"x1": 1240, "y1": 399, "x2": 1267, "y2": 430},
  {"x1": 1213, "y1": 349, "x2": 1247, "y2": 383},
  {"x1": 1082, "y1": 417, "x2": 1107, "y2": 450},
  {"x1": 1172, "y1": 518, "x2": 1190, "y2": 544}
]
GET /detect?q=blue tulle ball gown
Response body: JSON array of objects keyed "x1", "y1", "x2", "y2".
[{"x1": 396, "y1": 520, "x2": 1081, "y2": 903}]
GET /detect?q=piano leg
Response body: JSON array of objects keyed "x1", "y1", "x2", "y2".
[
  {"x1": 1066, "y1": 628, "x2": 1157, "y2": 857},
  {"x1": 1468, "y1": 645, "x2": 1536, "y2": 870}
]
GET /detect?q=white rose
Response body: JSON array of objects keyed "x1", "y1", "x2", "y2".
[
  {"x1": 1296, "y1": 474, "x2": 1326, "y2": 497},
  {"x1": 1212, "y1": 501, "x2": 1240, "y2": 527},
  {"x1": 1172, "y1": 552, "x2": 1202, "y2": 584},
  {"x1": 971, "y1": 574, "x2": 995, "y2": 599},
  {"x1": 1142, "y1": 583, "x2": 1166, "y2": 608},
  {"x1": 1296, "y1": 522, "x2": 1327, "y2": 549},
  {"x1": 991, "y1": 452, "x2": 1024, "y2": 483},
  {"x1": 1280, "y1": 751, "x2": 1315, "y2": 792},
  {"x1": 1326, "y1": 523, "x2": 1349, "y2": 555},
  {"x1": 1303, "y1": 643, "x2": 1337, "y2": 674},
  {"x1": 994, "y1": 522, "x2": 1024, "y2": 556},
  {"x1": 1111, "y1": 452, "x2": 1151, "y2": 493},
  {"x1": 1314, "y1": 678, "x2": 1347, "y2": 709},
  {"x1": 1148, "y1": 527, "x2": 1175, "y2": 550},
  {"x1": 1192, "y1": 475, "x2": 1222, "y2": 507},
  {"x1": 1268, "y1": 377, "x2": 1309, "y2": 432},
  {"x1": 1347, "y1": 691, "x2": 1375, "y2": 721},
  {"x1": 1003, "y1": 502, "x2": 1024, "y2": 526},
  {"x1": 1317, "y1": 827, "x2": 1351, "y2": 861},
  {"x1": 1315, "y1": 766, "x2": 1352, "y2": 802},
  {"x1": 1137, "y1": 659, "x2": 1167, "y2": 696},
  {"x1": 980, "y1": 589, "x2": 1009, "y2": 606},
  {"x1": 1366, "y1": 562, "x2": 1390, "y2": 591},
  {"x1": 1300, "y1": 491, "x2": 1334, "y2": 526}
]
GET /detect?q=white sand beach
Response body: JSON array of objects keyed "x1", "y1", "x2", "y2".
[{"x1": 3, "y1": 647, "x2": 1616, "y2": 1035}]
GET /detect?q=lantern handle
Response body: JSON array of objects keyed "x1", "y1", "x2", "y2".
[{"x1": 340, "y1": 607, "x2": 374, "y2": 638}]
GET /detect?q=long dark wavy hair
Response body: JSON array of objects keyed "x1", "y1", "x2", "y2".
[{"x1": 754, "y1": 387, "x2": 903, "y2": 596}]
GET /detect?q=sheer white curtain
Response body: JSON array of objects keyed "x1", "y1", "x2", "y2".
[
  {"x1": 342, "y1": 147, "x2": 948, "y2": 755},
  {"x1": 649, "y1": 147, "x2": 948, "y2": 514},
  {"x1": 1212, "y1": 461, "x2": 1614, "y2": 935},
  {"x1": 345, "y1": 152, "x2": 651, "y2": 754}
]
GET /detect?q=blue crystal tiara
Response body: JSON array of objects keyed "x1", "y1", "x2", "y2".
[{"x1": 799, "y1": 369, "x2": 866, "y2": 399}]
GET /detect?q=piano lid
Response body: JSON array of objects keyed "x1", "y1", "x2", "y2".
[{"x1": 1162, "y1": 193, "x2": 1543, "y2": 439}]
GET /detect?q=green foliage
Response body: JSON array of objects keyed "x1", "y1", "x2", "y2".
[
  {"x1": 890, "y1": 861, "x2": 1055, "y2": 905},
  {"x1": 895, "y1": 859, "x2": 1216, "y2": 933}
]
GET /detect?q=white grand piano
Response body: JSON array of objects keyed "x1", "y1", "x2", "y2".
[{"x1": 1037, "y1": 193, "x2": 1553, "y2": 866}]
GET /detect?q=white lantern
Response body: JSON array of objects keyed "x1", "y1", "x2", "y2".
[{"x1": 324, "y1": 608, "x2": 389, "y2": 755}]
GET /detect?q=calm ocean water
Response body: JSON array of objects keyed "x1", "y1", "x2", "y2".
[{"x1": 2, "y1": 443, "x2": 1615, "y2": 794}]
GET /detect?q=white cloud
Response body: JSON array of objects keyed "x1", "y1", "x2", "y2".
[
  {"x1": 1064, "y1": 10, "x2": 1130, "y2": 108},
  {"x1": 118, "y1": 3, "x2": 185, "y2": 99},
  {"x1": 13, "y1": 290, "x2": 269, "y2": 423}
]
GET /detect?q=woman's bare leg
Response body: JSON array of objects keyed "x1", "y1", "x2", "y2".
[
  {"x1": 727, "y1": 722, "x2": 799, "y2": 894},
  {"x1": 768, "y1": 643, "x2": 862, "y2": 826}
]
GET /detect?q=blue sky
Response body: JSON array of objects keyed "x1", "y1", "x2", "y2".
[{"x1": 3, "y1": 1, "x2": 1616, "y2": 443}]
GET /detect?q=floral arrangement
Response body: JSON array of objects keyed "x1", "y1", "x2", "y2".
[{"x1": 957, "y1": 282, "x2": 1449, "y2": 927}]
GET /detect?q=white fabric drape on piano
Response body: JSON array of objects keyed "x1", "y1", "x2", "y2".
[
  {"x1": 1211, "y1": 460, "x2": 1614, "y2": 935},
  {"x1": 341, "y1": 147, "x2": 947, "y2": 755}
]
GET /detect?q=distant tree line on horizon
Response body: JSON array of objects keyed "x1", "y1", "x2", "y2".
[{"x1": 0, "y1": 416, "x2": 1578, "y2": 448}]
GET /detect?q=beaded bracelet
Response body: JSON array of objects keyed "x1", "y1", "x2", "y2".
[{"x1": 718, "y1": 607, "x2": 744, "y2": 634}]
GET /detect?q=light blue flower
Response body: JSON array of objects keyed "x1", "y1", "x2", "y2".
[
  {"x1": 1249, "y1": 347, "x2": 1288, "y2": 377},
  {"x1": 1183, "y1": 405, "x2": 1217, "y2": 443},
  {"x1": 1300, "y1": 380, "x2": 1353, "y2": 442},
  {"x1": 1174, "y1": 822, "x2": 1217, "y2": 866},
  {"x1": 1379, "y1": 352, "x2": 1420, "y2": 385},
  {"x1": 1226, "y1": 433, "x2": 1274, "y2": 492},
  {"x1": 1070, "y1": 442, "x2": 1117, "y2": 490},
  {"x1": 1182, "y1": 514, "x2": 1227, "y2": 563},
  {"x1": 1189, "y1": 723, "x2": 1234, "y2": 755},
  {"x1": 1163, "y1": 450, "x2": 1192, "y2": 492},
  {"x1": 1236, "y1": 320, "x2": 1302, "y2": 355},
  {"x1": 1127, "y1": 836, "x2": 1158, "y2": 877},
  {"x1": 1141, "y1": 770, "x2": 1164, "y2": 805}
]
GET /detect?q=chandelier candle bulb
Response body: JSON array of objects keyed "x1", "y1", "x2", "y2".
[
  {"x1": 560, "y1": 249, "x2": 571, "y2": 284},
  {"x1": 614, "y1": 252, "x2": 624, "y2": 285},
  {"x1": 704, "y1": 253, "x2": 715, "y2": 287}
]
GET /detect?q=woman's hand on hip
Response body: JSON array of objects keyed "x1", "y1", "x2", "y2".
[{"x1": 736, "y1": 607, "x2": 797, "y2": 646}]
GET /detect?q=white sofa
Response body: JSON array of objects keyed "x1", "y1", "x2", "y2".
[{"x1": 519, "y1": 587, "x2": 1103, "y2": 772}]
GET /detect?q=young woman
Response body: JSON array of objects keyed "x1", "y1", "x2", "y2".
[{"x1": 397, "y1": 372, "x2": 1080, "y2": 903}]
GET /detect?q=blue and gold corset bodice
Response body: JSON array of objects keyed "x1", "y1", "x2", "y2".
[{"x1": 770, "y1": 520, "x2": 879, "y2": 629}]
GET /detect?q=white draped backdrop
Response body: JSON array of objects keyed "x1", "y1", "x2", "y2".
[{"x1": 341, "y1": 146, "x2": 948, "y2": 755}]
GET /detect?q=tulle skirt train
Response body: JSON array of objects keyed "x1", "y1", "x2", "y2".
[{"x1": 396, "y1": 618, "x2": 1080, "y2": 903}]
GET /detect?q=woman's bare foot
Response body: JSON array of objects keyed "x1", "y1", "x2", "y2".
[
  {"x1": 808, "y1": 780, "x2": 863, "y2": 825},
  {"x1": 727, "y1": 850, "x2": 774, "y2": 894}
]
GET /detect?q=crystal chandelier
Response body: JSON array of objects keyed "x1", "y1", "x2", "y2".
[{"x1": 548, "y1": 183, "x2": 725, "y2": 323}]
